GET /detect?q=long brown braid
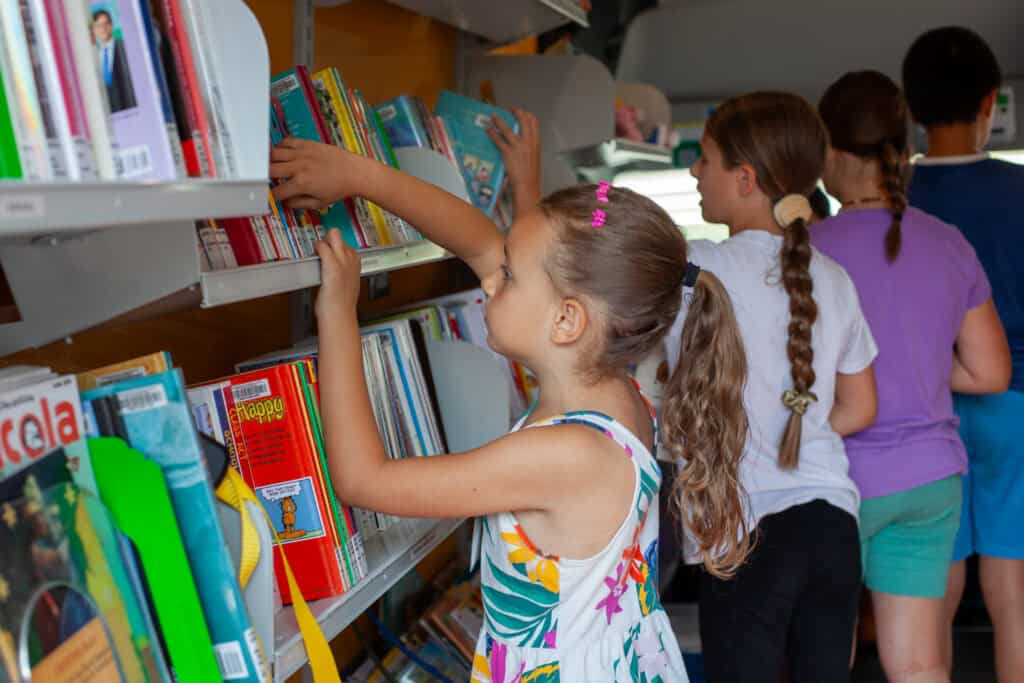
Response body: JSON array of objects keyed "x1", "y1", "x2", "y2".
[
  {"x1": 819, "y1": 71, "x2": 910, "y2": 262},
  {"x1": 705, "y1": 93, "x2": 828, "y2": 470}
]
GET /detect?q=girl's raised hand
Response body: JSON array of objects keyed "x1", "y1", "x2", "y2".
[
  {"x1": 314, "y1": 229, "x2": 362, "y2": 320},
  {"x1": 270, "y1": 138, "x2": 366, "y2": 210},
  {"x1": 487, "y1": 108, "x2": 541, "y2": 205}
]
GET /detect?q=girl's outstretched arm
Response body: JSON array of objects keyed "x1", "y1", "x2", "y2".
[
  {"x1": 315, "y1": 230, "x2": 603, "y2": 519},
  {"x1": 271, "y1": 139, "x2": 504, "y2": 281}
]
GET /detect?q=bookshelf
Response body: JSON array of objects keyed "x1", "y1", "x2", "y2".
[
  {"x1": 273, "y1": 337, "x2": 510, "y2": 681},
  {"x1": 374, "y1": 0, "x2": 589, "y2": 44}
]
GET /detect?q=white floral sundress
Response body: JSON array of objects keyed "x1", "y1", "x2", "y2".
[{"x1": 470, "y1": 387, "x2": 689, "y2": 682}]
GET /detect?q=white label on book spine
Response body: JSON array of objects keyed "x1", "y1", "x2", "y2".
[
  {"x1": 114, "y1": 144, "x2": 154, "y2": 179},
  {"x1": 270, "y1": 74, "x2": 300, "y2": 99},
  {"x1": 213, "y1": 641, "x2": 250, "y2": 680},
  {"x1": 95, "y1": 367, "x2": 148, "y2": 387},
  {"x1": 232, "y1": 380, "x2": 271, "y2": 403},
  {"x1": 116, "y1": 385, "x2": 168, "y2": 414},
  {"x1": 0, "y1": 194, "x2": 45, "y2": 219},
  {"x1": 244, "y1": 629, "x2": 268, "y2": 683}
]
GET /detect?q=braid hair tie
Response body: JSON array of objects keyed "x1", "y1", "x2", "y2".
[
  {"x1": 773, "y1": 194, "x2": 814, "y2": 228},
  {"x1": 781, "y1": 389, "x2": 818, "y2": 416}
]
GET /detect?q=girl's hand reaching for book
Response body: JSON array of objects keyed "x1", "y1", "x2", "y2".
[
  {"x1": 270, "y1": 138, "x2": 364, "y2": 209},
  {"x1": 314, "y1": 229, "x2": 361, "y2": 319},
  {"x1": 487, "y1": 108, "x2": 541, "y2": 213}
]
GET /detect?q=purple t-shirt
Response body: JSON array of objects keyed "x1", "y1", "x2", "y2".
[{"x1": 812, "y1": 207, "x2": 991, "y2": 498}]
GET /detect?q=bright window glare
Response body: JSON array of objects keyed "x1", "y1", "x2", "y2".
[
  {"x1": 614, "y1": 168, "x2": 730, "y2": 242},
  {"x1": 992, "y1": 149, "x2": 1024, "y2": 164}
]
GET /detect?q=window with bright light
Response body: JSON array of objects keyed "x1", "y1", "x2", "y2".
[
  {"x1": 614, "y1": 168, "x2": 730, "y2": 242},
  {"x1": 992, "y1": 149, "x2": 1024, "y2": 164}
]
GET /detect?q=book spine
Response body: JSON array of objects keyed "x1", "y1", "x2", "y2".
[
  {"x1": 219, "y1": 217, "x2": 262, "y2": 267},
  {"x1": 0, "y1": 68, "x2": 24, "y2": 178},
  {"x1": 0, "y1": 1, "x2": 52, "y2": 180},
  {"x1": 197, "y1": 222, "x2": 224, "y2": 270},
  {"x1": 157, "y1": 0, "x2": 211, "y2": 176},
  {"x1": 137, "y1": 0, "x2": 187, "y2": 177}
]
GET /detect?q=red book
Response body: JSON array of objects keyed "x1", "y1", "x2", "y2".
[
  {"x1": 219, "y1": 217, "x2": 262, "y2": 267},
  {"x1": 199, "y1": 365, "x2": 347, "y2": 603}
]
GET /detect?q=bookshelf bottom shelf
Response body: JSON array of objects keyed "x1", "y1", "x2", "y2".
[{"x1": 273, "y1": 516, "x2": 465, "y2": 681}]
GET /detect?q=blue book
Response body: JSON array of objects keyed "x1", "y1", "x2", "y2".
[
  {"x1": 375, "y1": 95, "x2": 431, "y2": 149},
  {"x1": 81, "y1": 370, "x2": 269, "y2": 683},
  {"x1": 434, "y1": 91, "x2": 519, "y2": 217},
  {"x1": 271, "y1": 67, "x2": 362, "y2": 248}
]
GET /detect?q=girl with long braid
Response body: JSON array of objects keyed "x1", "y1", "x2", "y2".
[
  {"x1": 813, "y1": 71, "x2": 1010, "y2": 683},
  {"x1": 668, "y1": 92, "x2": 879, "y2": 682}
]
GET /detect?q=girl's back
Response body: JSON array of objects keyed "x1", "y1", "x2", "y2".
[
  {"x1": 473, "y1": 405, "x2": 678, "y2": 681},
  {"x1": 813, "y1": 207, "x2": 989, "y2": 497},
  {"x1": 671, "y1": 234, "x2": 873, "y2": 532}
]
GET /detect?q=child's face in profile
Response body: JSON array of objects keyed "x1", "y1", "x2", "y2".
[
  {"x1": 481, "y1": 211, "x2": 561, "y2": 365},
  {"x1": 690, "y1": 135, "x2": 742, "y2": 226}
]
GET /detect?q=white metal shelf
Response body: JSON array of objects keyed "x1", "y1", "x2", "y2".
[
  {"x1": 565, "y1": 138, "x2": 673, "y2": 172},
  {"x1": 200, "y1": 240, "x2": 450, "y2": 308},
  {"x1": 0, "y1": 180, "x2": 268, "y2": 240},
  {"x1": 273, "y1": 517, "x2": 464, "y2": 682},
  {"x1": 379, "y1": 0, "x2": 588, "y2": 44}
]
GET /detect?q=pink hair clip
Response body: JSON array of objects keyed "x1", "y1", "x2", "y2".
[
  {"x1": 592, "y1": 208, "x2": 607, "y2": 227},
  {"x1": 595, "y1": 181, "x2": 611, "y2": 203}
]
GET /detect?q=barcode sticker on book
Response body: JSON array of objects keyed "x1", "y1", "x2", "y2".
[
  {"x1": 244, "y1": 628, "x2": 268, "y2": 683},
  {"x1": 232, "y1": 380, "x2": 271, "y2": 403},
  {"x1": 115, "y1": 145, "x2": 154, "y2": 178},
  {"x1": 271, "y1": 74, "x2": 300, "y2": 99},
  {"x1": 116, "y1": 385, "x2": 168, "y2": 414},
  {"x1": 213, "y1": 641, "x2": 249, "y2": 680},
  {"x1": 95, "y1": 367, "x2": 148, "y2": 387}
]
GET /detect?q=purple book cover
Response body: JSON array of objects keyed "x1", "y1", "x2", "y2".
[{"x1": 89, "y1": 0, "x2": 175, "y2": 180}]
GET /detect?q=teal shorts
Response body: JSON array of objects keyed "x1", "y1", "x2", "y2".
[{"x1": 859, "y1": 475, "x2": 962, "y2": 598}]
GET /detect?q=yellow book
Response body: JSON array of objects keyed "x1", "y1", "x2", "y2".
[
  {"x1": 312, "y1": 68, "x2": 393, "y2": 246},
  {"x1": 77, "y1": 352, "x2": 172, "y2": 391}
]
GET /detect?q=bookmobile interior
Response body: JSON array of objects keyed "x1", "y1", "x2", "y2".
[{"x1": 0, "y1": 1, "x2": 1019, "y2": 681}]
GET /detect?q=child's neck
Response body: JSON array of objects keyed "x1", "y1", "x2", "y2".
[
  {"x1": 527, "y1": 368, "x2": 632, "y2": 424},
  {"x1": 925, "y1": 123, "x2": 987, "y2": 158}
]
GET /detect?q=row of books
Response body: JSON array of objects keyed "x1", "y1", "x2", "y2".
[
  {"x1": 0, "y1": 0, "x2": 236, "y2": 183},
  {"x1": 197, "y1": 64, "x2": 521, "y2": 270},
  {"x1": 0, "y1": 314, "x2": 459, "y2": 682}
]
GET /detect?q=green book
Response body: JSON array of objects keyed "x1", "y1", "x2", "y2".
[{"x1": 0, "y1": 68, "x2": 22, "y2": 179}]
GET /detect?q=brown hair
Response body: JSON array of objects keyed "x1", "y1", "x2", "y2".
[
  {"x1": 704, "y1": 92, "x2": 828, "y2": 470},
  {"x1": 819, "y1": 71, "x2": 909, "y2": 262},
  {"x1": 539, "y1": 185, "x2": 750, "y2": 577}
]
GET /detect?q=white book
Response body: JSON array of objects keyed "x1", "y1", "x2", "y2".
[{"x1": 61, "y1": 0, "x2": 117, "y2": 179}]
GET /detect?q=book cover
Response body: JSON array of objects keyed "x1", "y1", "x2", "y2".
[
  {"x1": 42, "y1": 0, "x2": 101, "y2": 179},
  {"x1": 269, "y1": 100, "x2": 316, "y2": 256},
  {"x1": 81, "y1": 371, "x2": 267, "y2": 683},
  {"x1": 0, "y1": 1, "x2": 52, "y2": 180},
  {"x1": 375, "y1": 95, "x2": 430, "y2": 150},
  {"x1": 434, "y1": 90, "x2": 519, "y2": 216},
  {"x1": 87, "y1": 0, "x2": 177, "y2": 180},
  {"x1": 0, "y1": 375, "x2": 84, "y2": 483},
  {"x1": 271, "y1": 69, "x2": 363, "y2": 248},
  {"x1": 61, "y1": 0, "x2": 117, "y2": 179},
  {"x1": 21, "y1": 0, "x2": 79, "y2": 179},
  {"x1": 192, "y1": 365, "x2": 348, "y2": 602}
]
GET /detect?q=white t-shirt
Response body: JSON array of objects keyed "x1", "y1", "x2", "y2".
[{"x1": 664, "y1": 231, "x2": 877, "y2": 561}]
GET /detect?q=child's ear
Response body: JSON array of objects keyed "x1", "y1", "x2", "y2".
[
  {"x1": 736, "y1": 163, "x2": 758, "y2": 198},
  {"x1": 979, "y1": 88, "x2": 999, "y2": 119},
  {"x1": 551, "y1": 297, "x2": 589, "y2": 346}
]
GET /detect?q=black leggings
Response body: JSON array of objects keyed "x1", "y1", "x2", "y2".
[{"x1": 699, "y1": 499, "x2": 861, "y2": 683}]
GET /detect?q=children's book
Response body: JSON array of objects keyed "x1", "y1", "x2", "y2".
[
  {"x1": 375, "y1": 95, "x2": 431, "y2": 149},
  {"x1": 76, "y1": 351, "x2": 172, "y2": 392},
  {"x1": 136, "y1": 0, "x2": 186, "y2": 176},
  {"x1": 81, "y1": 371, "x2": 268, "y2": 683},
  {"x1": 434, "y1": 90, "x2": 519, "y2": 217},
  {"x1": 190, "y1": 365, "x2": 350, "y2": 602},
  {"x1": 0, "y1": 375, "x2": 84, "y2": 483},
  {"x1": 0, "y1": 67, "x2": 22, "y2": 178}
]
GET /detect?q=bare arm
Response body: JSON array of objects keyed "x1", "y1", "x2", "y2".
[
  {"x1": 314, "y1": 230, "x2": 601, "y2": 518},
  {"x1": 271, "y1": 139, "x2": 505, "y2": 281},
  {"x1": 952, "y1": 298, "x2": 1011, "y2": 394},
  {"x1": 831, "y1": 365, "x2": 877, "y2": 437}
]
